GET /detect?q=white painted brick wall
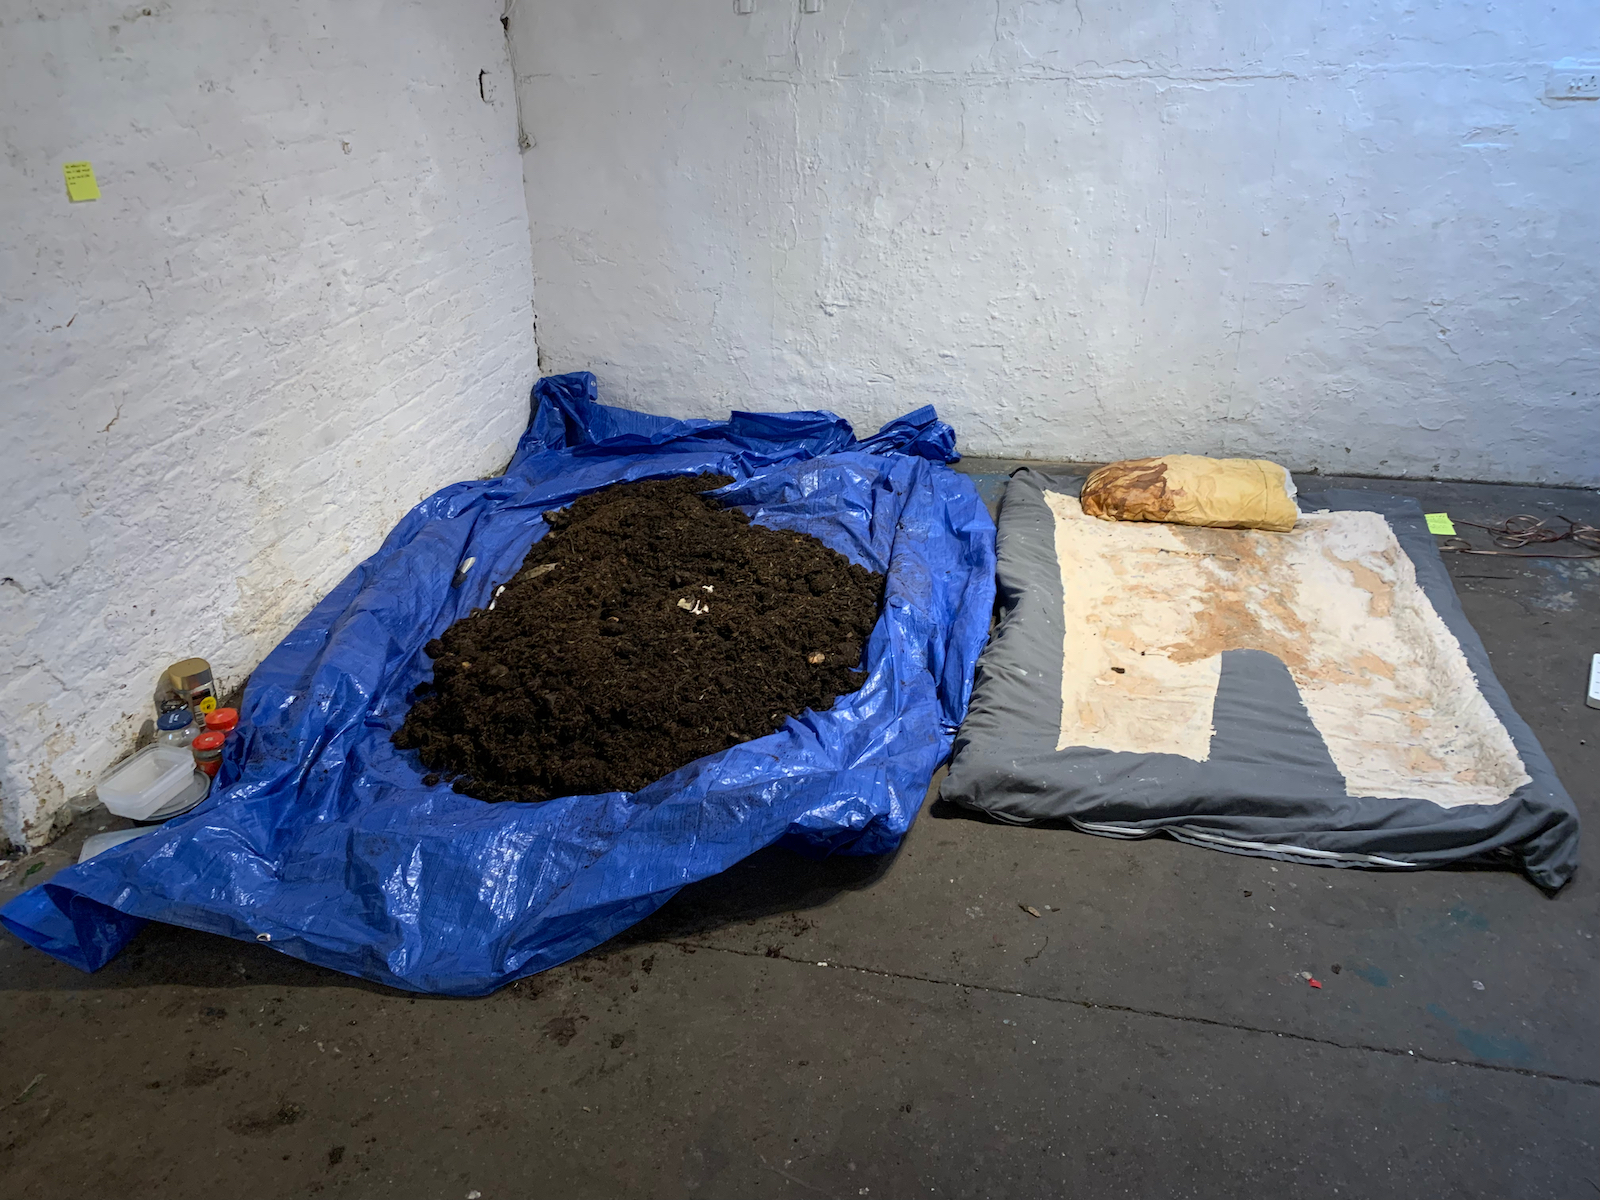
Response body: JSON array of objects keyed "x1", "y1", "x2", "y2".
[
  {"x1": 513, "y1": 0, "x2": 1600, "y2": 487},
  {"x1": 1, "y1": 0, "x2": 537, "y2": 848}
]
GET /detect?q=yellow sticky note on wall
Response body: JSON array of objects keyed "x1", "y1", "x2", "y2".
[
  {"x1": 63, "y1": 161, "x2": 100, "y2": 202},
  {"x1": 1424, "y1": 513, "x2": 1456, "y2": 536}
]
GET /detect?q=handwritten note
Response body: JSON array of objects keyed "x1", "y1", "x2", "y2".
[
  {"x1": 63, "y1": 161, "x2": 100, "y2": 202},
  {"x1": 1424, "y1": 513, "x2": 1456, "y2": 536}
]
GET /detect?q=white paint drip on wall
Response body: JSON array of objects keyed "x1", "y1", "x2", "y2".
[
  {"x1": 512, "y1": 0, "x2": 1599, "y2": 486},
  {"x1": 0, "y1": 0, "x2": 537, "y2": 848}
]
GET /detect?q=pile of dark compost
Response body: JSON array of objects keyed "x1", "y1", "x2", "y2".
[{"x1": 393, "y1": 474, "x2": 886, "y2": 802}]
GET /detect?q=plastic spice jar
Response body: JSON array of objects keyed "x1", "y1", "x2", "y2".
[
  {"x1": 191, "y1": 730, "x2": 227, "y2": 777},
  {"x1": 204, "y1": 707, "x2": 239, "y2": 734}
]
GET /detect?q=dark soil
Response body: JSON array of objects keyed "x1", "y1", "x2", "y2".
[{"x1": 392, "y1": 474, "x2": 884, "y2": 802}]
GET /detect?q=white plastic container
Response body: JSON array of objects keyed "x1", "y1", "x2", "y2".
[{"x1": 96, "y1": 745, "x2": 196, "y2": 820}]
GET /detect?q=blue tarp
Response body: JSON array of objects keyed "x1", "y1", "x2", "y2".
[{"x1": 2, "y1": 374, "x2": 997, "y2": 995}]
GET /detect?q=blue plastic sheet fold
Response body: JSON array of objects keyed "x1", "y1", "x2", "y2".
[{"x1": 3, "y1": 374, "x2": 996, "y2": 994}]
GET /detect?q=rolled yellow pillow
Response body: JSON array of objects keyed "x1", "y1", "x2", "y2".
[{"x1": 1079, "y1": 454, "x2": 1300, "y2": 532}]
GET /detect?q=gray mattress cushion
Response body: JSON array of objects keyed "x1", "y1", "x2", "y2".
[{"x1": 941, "y1": 469, "x2": 1581, "y2": 890}]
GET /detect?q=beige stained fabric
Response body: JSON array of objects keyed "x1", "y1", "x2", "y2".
[
  {"x1": 1045, "y1": 492, "x2": 1530, "y2": 807},
  {"x1": 1080, "y1": 454, "x2": 1301, "y2": 532}
]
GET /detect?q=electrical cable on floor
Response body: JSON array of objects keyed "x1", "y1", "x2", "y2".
[{"x1": 1441, "y1": 514, "x2": 1600, "y2": 559}]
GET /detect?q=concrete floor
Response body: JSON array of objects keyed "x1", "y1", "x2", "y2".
[{"x1": 1, "y1": 468, "x2": 1596, "y2": 1198}]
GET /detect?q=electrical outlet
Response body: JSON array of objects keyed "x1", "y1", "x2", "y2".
[
  {"x1": 801, "y1": 0, "x2": 822, "y2": 12},
  {"x1": 1546, "y1": 64, "x2": 1600, "y2": 101},
  {"x1": 734, "y1": 0, "x2": 753, "y2": 13}
]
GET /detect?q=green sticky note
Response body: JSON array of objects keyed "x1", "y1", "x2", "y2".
[
  {"x1": 1424, "y1": 513, "x2": 1456, "y2": 536},
  {"x1": 62, "y1": 161, "x2": 100, "y2": 202}
]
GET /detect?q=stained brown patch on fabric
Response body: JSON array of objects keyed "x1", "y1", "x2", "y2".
[
  {"x1": 1166, "y1": 526, "x2": 1311, "y2": 673},
  {"x1": 1080, "y1": 458, "x2": 1173, "y2": 522},
  {"x1": 1339, "y1": 556, "x2": 1396, "y2": 618}
]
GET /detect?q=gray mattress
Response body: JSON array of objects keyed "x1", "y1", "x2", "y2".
[{"x1": 941, "y1": 469, "x2": 1581, "y2": 890}]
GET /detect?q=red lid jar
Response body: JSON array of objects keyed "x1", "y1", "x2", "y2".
[
  {"x1": 205, "y1": 707, "x2": 239, "y2": 733},
  {"x1": 191, "y1": 730, "x2": 227, "y2": 777}
]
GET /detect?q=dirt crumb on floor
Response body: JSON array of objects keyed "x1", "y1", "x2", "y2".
[{"x1": 393, "y1": 474, "x2": 884, "y2": 802}]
